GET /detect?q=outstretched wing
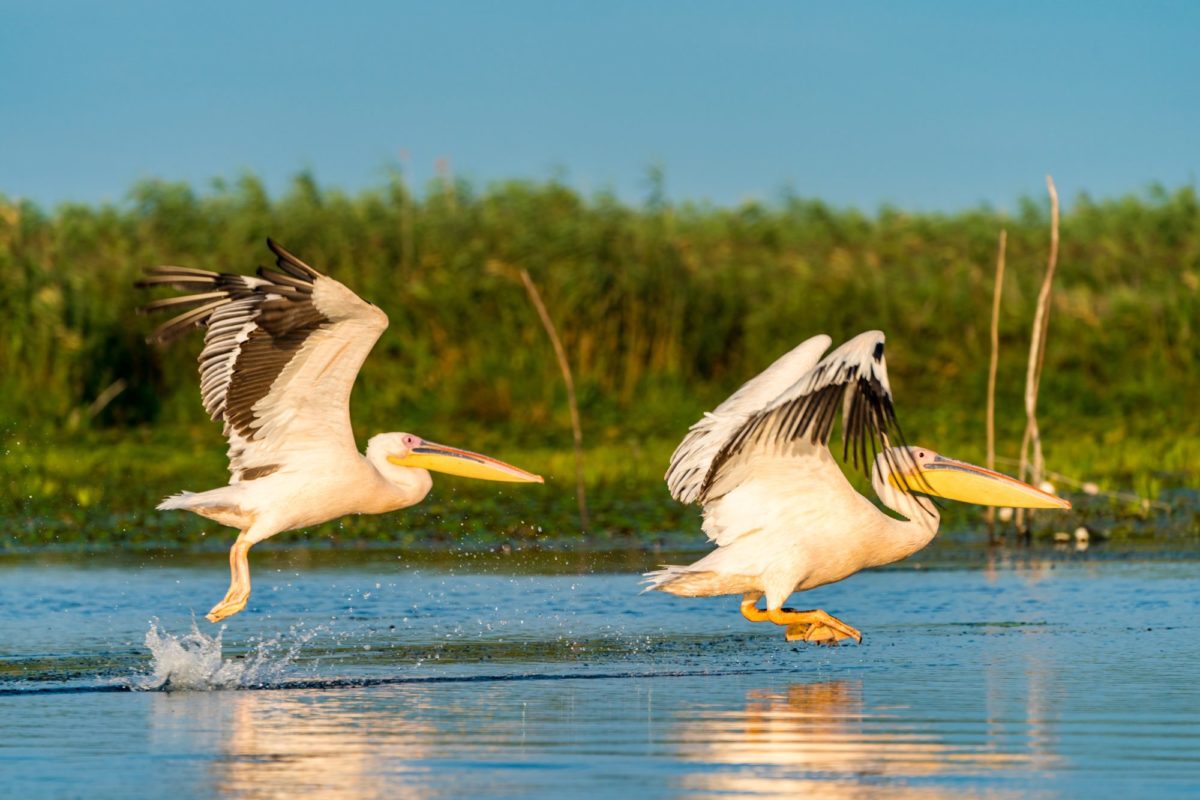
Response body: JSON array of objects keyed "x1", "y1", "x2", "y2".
[
  {"x1": 695, "y1": 330, "x2": 917, "y2": 504},
  {"x1": 665, "y1": 335, "x2": 832, "y2": 504},
  {"x1": 138, "y1": 239, "x2": 388, "y2": 482}
]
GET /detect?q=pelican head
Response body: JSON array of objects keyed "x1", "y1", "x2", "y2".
[
  {"x1": 373, "y1": 432, "x2": 544, "y2": 484},
  {"x1": 883, "y1": 446, "x2": 1070, "y2": 509}
]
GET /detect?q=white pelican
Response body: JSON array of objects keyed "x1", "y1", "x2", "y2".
[
  {"x1": 645, "y1": 332, "x2": 1069, "y2": 644},
  {"x1": 139, "y1": 239, "x2": 543, "y2": 623}
]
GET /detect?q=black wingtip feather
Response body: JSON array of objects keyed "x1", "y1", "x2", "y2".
[{"x1": 266, "y1": 238, "x2": 322, "y2": 280}]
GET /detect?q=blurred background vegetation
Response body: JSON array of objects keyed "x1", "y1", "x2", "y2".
[{"x1": 2, "y1": 172, "x2": 1198, "y2": 548}]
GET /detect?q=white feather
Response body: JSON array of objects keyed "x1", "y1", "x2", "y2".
[{"x1": 665, "y1": 334, "x2": 831, "y2": 504}]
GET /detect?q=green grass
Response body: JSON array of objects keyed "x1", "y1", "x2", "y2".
[{"x1": 3, "y1": 423, "x2": 1197, "y2": 552}]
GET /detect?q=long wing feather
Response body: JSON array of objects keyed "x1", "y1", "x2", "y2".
[
  {"x1": 695, "y1": 330, "x2": 918, "y2": 504},
  {"x1": 138, "y1": 238, "x2": 389, "y2": 482},
  {"x1": 665, "y1": 335, "x2": 832, "y2": 504}
]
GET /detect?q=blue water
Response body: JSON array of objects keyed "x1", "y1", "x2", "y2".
[{"x1": 1, "y1": 549, "x2": 1198, "y2": 797}]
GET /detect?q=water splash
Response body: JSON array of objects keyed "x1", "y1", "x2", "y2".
[{"x1": 131, "y1": 619, "x2": 321, "y2": 691}]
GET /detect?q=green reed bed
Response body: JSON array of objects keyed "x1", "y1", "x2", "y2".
[{"x1": 1, "y1": 174, "x2": 1198, "y2": 548}]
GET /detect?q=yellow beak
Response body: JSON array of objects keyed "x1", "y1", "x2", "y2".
[
  {"x1": 388, "y1": 441, "x2": 544, "y2": 484},
  {"x1": 904, "y1": 456, "x2": 1070, "y2": 509}
]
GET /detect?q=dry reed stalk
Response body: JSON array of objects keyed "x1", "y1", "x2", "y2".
[
  {"x1": 985, "y1": 229, "x2": 1007, "y2": 539},
  {"x1": 1016, "y1": 176, "x2": 1061, "y2": 532},
  {"x1": 86, "y1": 379, "x2": 127, "y2": 419},
  {"x1": 518, "y1": 268, "x2": 590, "y2": 531}
]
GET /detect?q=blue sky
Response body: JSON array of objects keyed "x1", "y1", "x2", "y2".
[{"x1": 3, "y1": 1, "x2": 1197, "y2": 211}]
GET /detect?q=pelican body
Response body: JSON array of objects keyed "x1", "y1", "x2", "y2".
[
  {"x1": 646, "y1": 332, "x2": 1069, "y2": 644},
  {"x1": 140, "y1": 240, "x2": 542, "y2": 622}
]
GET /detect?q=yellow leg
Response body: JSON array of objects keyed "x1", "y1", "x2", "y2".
[
  {"x1": 206, "y1": 535, "x2": 253, "y2": 623},
  {"x1": 765, "y1": 607, "x2": 862, "y2": 645},
  {"x1": 740, "y1": 593, "x2": 771, "y2": 622}
]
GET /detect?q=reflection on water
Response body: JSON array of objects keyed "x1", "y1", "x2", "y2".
[
  {"x1": 145, "y1": 670, "x2": 1068, "y2": 799},
  {"x1": 152, "y1": 690, "x2": 436, "y2": 799},
  {"x1": 673, "y1": 680, "x2": 1058, "y2": 799}
]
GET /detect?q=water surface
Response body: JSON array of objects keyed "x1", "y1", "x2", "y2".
[{"x1": 1, "y1": 550, "x2": 1197, "y2": 797}]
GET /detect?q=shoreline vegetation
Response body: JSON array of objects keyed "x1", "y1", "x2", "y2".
[{"x1": 2, "y1": 173, "x2": 1198, "y2": 548}]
